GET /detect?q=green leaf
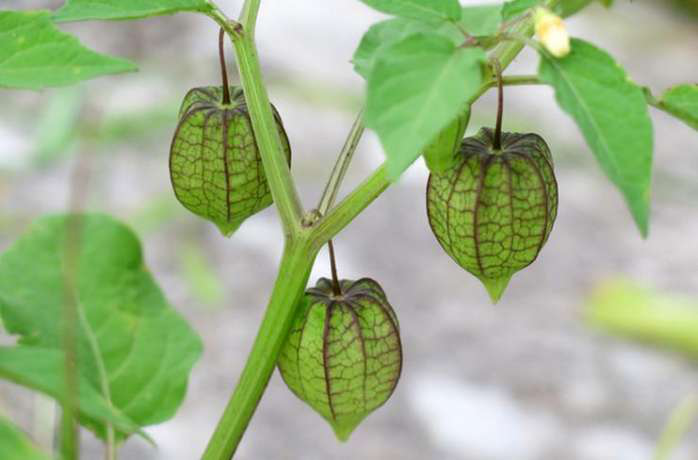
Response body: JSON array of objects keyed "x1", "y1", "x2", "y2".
[
  {"x1": 359, "y1": 0, "x2": 462, "y2": 22},
  {"x1": 458, "y1": 5, "x2": 502, "y2": 36},
  {"x1": 0, "y1": 11, "x2": 136, "y2": 90},
  {"x1": 0, "y1": 346, "x2": 144, "y2": 439},
  {"x1": 353, "y1": 4, "x2": 500, "y2": 80},
  {"x1": 658, "y1": 84, "x2": 698, "y2": 131},
  {"x1": 0, "y1": 417, "x2": 50, "y2": 460},
  {"x1": 538, "y1": 38, "x2": 653, "y2": 236},
  {"x1": 0, "y1": 214, "x2": 203, "y2": 440},
  {"x1": 365, "y1": 33, "x2": 486, "y2": 179},
  {"x1": 54, "y1": 0, "x2": 213, "y2": 22},
  {"x1": 502, "y1": 0, "x2": 611, "y2": 20},
  {"x1": 352, "y1": 17, "x2": 462, "y2": 79},
  {"x1": 352, "y1": 3, "x2": 498, "y2": 81},
  {"x1": 555, "y1": 0, "x2": 613, "y2": 17},
  {"x1": 555, "y1": 0, "x2": 592, "y2": 16},
  {"x1": 502, "y1": 0, "x2": 541, "y2": 20}
]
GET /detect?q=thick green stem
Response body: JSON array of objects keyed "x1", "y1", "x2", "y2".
[
  {"x1": 239, "y1": 0, "x2": 260, "y2": 38},
  {"x1": 501, "y1": 75, "x2": 541, "y2": 86},
  {"x1": 233, "y1": 33, "x2": 303, "y2": 237},
  {"x1": 202, "y1": 239, "x2": 318, "y2": 460}
]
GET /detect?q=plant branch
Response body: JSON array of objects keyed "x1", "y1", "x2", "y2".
[
  {"x1": 501, "y1": 75, "x2": 542, "y2": 86},
  {"x1": 201, "y1": 239, "x2": 317, "y2": 460},
  {"x1": 206, "y1": 5, "x2": 242, "y2": 39},
  {"x1": 317, "y1": 111, "x2": 365, "y2": 216},
  {"x1": 486, "y1": 74, "x2": 665, "y2": 113},
  {"x1": 311, "y1": 165, "x2": 390, "y2": 248}
]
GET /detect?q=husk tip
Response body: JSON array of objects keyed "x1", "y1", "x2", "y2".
[
  {"x1": 330, "y1": 416, "x2": 364, "y2": 442},
  {"x1": 481, "y1": 275, "x2": 513, "y2": 304},
  {"x1": 215, "y1": 220, "x2": 241, "y2": 238}
]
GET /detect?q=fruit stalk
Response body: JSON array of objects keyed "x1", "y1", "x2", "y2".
[
  {"x1": 218, "y1": 28, "x2": 231, "y2": 105},
  {"x1": 493, "y1": 59, "x2": 504, "y2": 150},
  {"x1": 327, "y1": 240, "x2": 342, "y2": 296}
]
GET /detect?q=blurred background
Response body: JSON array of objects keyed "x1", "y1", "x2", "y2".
[{"x1": 1, "y1": 1, "x2": 698, "y2": 459}]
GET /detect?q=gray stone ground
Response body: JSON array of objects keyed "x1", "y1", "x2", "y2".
[{"x1": 1, "y1": 1, "x2": 698, "y2": 459}]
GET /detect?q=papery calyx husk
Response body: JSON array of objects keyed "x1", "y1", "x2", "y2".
[
  {"x1": 426, "y1": 127, "x2": 558, "y2": 303},
  {"x1": 169, "y1": 86, "x2": 291, "y2": 236},
  {"x1": 277, "y1": 277, "x2": 403, "y2": 441}
]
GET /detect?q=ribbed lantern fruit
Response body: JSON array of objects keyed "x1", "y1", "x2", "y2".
[
  {"x1": 426, "y1": 127, "x2": 558, "y2": 302},
  {"x1": 169, "y1": 85, "x2": 291, "y2": 236},
  {"x1": 278, "y1": 277, "x2": 402, "y2": 441}
]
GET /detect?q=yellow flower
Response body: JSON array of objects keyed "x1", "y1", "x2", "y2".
[{"x1": 534, "y1": 8, "x2": 571, "y2": 58}]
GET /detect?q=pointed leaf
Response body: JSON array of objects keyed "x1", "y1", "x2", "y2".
[
  {"x1": 658, "y1": 84, "x2": 698, "y2": 131},
  {"x1": 502, "y1": 0, "x2": 541, "y2": 20},
  {"x1": 0, "y1": 346, "x2": 144, "y2": 439},
  {"x1": 555, "y1": 0, "x2": 613, "y2": 17},
  {"x1": 352, "y1": 17, "x2": 462, "y2": 79},
  {"x1": 54, "y1": 0, "x2": 213, "y2": 22},
  {"x1": 365, "y1": 32, "x2": 485, "y2": 179},
  {"x1": 458, "y1": 5, "x2": 502, "y2": 36},
  {"x1": 0, "y1": 417, "x2": 50, "y2": 460},
  {"x1": 0, "y1": 11, "x2": 136, "y2": 90},
  {"x1": 359, "y1": 0, "x2": 462, "y2": 22},
  {"x1": 0, "y1": 214, "x2": 202, "y2": 440},
  {"x1": 538, "y1": 38, "x2": 653, "y2": 236}
]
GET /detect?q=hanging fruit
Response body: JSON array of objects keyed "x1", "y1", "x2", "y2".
[
  {"x1": 277, "y1": 242, "x2": 402, "y2": 441},
  {"x1": 170, "y1": 29, "x2": 291, "y2": 236},
  {"x1": 426, "y1": 61, "x2": 558, "y2": 302}
]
